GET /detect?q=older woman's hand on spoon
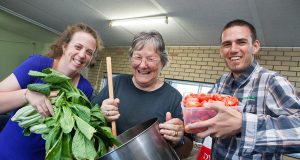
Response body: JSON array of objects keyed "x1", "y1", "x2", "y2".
[{"x1": 100, "y1": 98, "x2": 120, "y2": 122}]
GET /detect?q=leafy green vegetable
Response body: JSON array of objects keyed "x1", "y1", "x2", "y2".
[
  {"x1": 27, "y1": 83, "x2": 51, "y2": 96},
  {"x1": 12, "y1": 68, "x2": 119, "y2": 159},
  {"x1": 71, "y1": 104, "x2": 91, "y2": 123},
  {"x1": 60, "y1": 106, "x2": 74, "y2": 134},
  {"x1": 26, "y1": 70, "x2": 47, "y2": 78},
  {"x1": 29, "y1": 68, "x2": 71, "y2": 84},
  {"x1": 72, "y1": 130, "x2": 97, "y2": 159},
  {"x1": 61, "y1": 133, "x2": 73, "y2": 159},
  {"x1": 74, "y1": 114, "x2": 96, "y2": 140},
  {"x1": 45, "y1": 126, "x2": 62, "y2": 153},
  {"x1": 45, "y1": 129, "x2": 63, "y2": 160}
]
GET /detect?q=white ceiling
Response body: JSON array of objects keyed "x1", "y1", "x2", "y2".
[{"x1": 0, "y1": 0, "x2": 300, "y2": 47}]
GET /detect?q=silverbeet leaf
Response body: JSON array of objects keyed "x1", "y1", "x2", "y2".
[
  {"x1": 61, "y1": 133, "x2": 73, "y2": 159},
  {"x1": 44, "y1": 107, "x2": 61, "y2": 127},
  {"x1": 60, "y1": 106, "x2": 74, "y2": 134},
  {"x1": 54, "y1": 92, "x2": 65, "y2": 107},
  {"x1": 100, "y1": 126, "x2": 119, "y2": 143},
  {"x1": 45, "y1": 127, "x2": 63, "y2": 160},
  {"x1": 94, "y1": 135, "x2": 108, "y2": 157},
  {"x1": 67, "y1": 92, "x2": 81, "y2": 104},
  {"x1": 28, "y1": 70, "x2": 47, "y2": 78},
  {"x1": 71, "y1": 104, "x2": 91, "y2": 123},
  {"x1": 41, "y1": 68, "x2": 71, "y2": 84},
  {"x1": 45, "y1": 126, "x2": 62, "y2": 152},
  {"x1": 90, "y1": 105, "x2": 107, "y2": 126},
  {"x1": 27, "y1": 83, "x2": 51, "y2": 96},
  {"x1": 74, "y1": 115, "x2": 96, "y2": 140},
  {"x1": 72, "y1": 130, "x2": 97, "y2": 160},
  {"x1": 43, "y1": 74, "x2": 70, "y2": 84}
]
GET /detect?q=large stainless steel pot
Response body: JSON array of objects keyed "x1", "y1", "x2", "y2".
[{"x1": 99, "y1": 118, "x2": 180, "y2": 160}]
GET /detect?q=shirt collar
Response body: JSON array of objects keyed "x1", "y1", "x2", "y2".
[{"x1": 230, "y1": 60, "x2": 258, "y2": 89}]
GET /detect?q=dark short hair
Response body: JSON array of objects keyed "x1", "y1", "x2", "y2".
[
  {"x1": 128, "y1": 31, "x2": 169, "y2": 67},
  {"x1": 221, "y1": 19, "x2": 257, "y2": 43}
]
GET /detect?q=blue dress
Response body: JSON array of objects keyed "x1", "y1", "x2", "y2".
[{"x1": 0, "y1": 55, "x2": 93, "y2": 160}]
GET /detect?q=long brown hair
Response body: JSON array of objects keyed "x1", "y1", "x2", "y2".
[{"x1": 47, "y1": 23, "x2": 103, "y2": 58}]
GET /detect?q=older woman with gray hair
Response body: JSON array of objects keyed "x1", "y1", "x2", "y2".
[{"x1": 92, "y1": 30, "x2": 193, "y2": 158}]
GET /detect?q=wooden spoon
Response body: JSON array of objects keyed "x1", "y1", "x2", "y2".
[{"x1": 106, "y1": 57, "x2": 117, "y2": 137}]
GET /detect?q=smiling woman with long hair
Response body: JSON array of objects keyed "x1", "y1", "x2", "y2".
[{"x1": 0, "y1": 23, "x2": 102, "y2": 160}]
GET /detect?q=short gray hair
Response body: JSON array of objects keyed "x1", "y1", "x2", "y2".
[{"x1": 128, "y1": 31, "x2": 169, "y2": 67}]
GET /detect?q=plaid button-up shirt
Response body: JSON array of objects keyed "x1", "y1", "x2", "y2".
[{"x1": 209, "y1": 60, "x2": 300, "y2": 160}]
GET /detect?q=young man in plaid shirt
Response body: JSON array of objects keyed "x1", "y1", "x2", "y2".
[{"x1": 185, "y1": 19, "x2": 300, "y2": 160}]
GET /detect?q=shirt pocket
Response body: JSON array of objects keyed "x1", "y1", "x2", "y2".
[{"x1": 243, "y1": 98, "x2": 258, "y2": 114}]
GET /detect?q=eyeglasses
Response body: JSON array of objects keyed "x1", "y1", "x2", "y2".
[{"x1": 131, "y1": 55, "x2": 160, "y2": 66}]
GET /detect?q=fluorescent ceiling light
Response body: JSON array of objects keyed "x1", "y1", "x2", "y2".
[{"x1": 109, "y1": 16, "x2": 168, "y2": 27}]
